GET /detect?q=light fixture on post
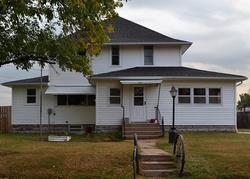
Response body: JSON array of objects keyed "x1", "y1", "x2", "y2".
[{"x1": 169, "y1": 85, "x2": 178, "y2": 143}]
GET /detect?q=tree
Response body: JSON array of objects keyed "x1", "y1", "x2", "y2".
[
  {"x1": 0, "y1": 0, "x2": 122, "y2": 75},
  {"x1": 237, "y1": 93, "x2": 250, "y2": 112}
]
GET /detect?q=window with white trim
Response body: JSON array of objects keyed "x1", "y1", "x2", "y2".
[
  {"x1": 209, "y1": 88, "x2": 221, "y2": 104},
  {"x1": 109, "y1": 88, "x2": 121, "y2": 105},
  {"x1": 26, "y1": 89, "x2": 37, "y2": 104},
  {"x1": 144, "y1": 46, "x2": 153, "y2": 65},
  {"x1": 194, "y1": 88, "x2": 206, "y2": 104},
  {"x1": 111, "y1": 46, "x2": 120, "y2": 66},
  {"x1": 57, "y1": 95, "x2": 95, "y2": 106},
  {"x1": 177, "y1": 87, "x2": 222, "y2": 104},
  {"x1": 178, "y1": 88, "x2": 191, "y2": 103}
]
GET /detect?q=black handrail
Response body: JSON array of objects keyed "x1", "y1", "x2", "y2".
[
  {"x1": 155, "y1": 106, "x2": 165, "y2": 137},
  {"x1": 173, "y1": 134, "x2": 186, "y2": 177},
  {"x1": 132, "y1": 133, "x2": 139, "y2": 178}
]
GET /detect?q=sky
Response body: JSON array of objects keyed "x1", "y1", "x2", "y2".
[{"x1": 0, "y1": 0, "x2": 250, "y2": 106}]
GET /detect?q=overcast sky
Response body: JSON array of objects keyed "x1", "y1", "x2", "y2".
[{"x1": 0, "y1": 0, "x2": 249, "y2": 105}]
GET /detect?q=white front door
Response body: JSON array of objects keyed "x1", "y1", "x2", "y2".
[{"x1": 131, "y1": 86, "x2": 146, "y2": 122}]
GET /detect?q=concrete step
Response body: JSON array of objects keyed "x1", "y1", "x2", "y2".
[
  {"x1": 125, "y1": 134, "x2": 162, "y2": 140},
  {"x1": 141, "y1": 169, "x2": 175, "y2": 177},
  {"x1": 140, "y1": 154, "x2": 173, "y2": 161},
  {"x1": 123, "y1": 123, "x2": 162, "y2": 139},
  {"x1": 125, "y1": 123, "x2": 159, "y2": 127},
  {"x1": 141, "y1": 161, "x2": 175, "y2": 170},
  {"x1": 125, "y1": 131, "x2": 162, "y2": 135},
  {"x1": 125, "y1": 127, "x2": 161, "y2": 131}
]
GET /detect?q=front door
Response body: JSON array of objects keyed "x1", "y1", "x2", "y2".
[{"x1": 131, "y1": 86, "x2": 146, "y2": 122}]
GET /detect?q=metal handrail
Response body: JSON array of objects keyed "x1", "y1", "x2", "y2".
[
  {"x1": 155, "y1": 106, "x2": 165, "y2": 137},
  {"x1": 173, "y1": 134, "x2": 186, "y2": 177},
  {"x1": 132, "y1": 133, "x2": 139, "y2": 179}
]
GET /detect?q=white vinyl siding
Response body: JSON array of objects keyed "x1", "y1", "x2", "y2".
[
  {"x1": 96, "y1": 81, "x2": 123, "y2": 125},
  {"x1": 12, "y1": 86, "x2": 95, "y2": 125},
  {"x1": 158, "y1": 81, "x2": 236, "y2": 126}
]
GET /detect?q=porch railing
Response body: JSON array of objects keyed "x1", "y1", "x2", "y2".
[{"x1": 155, "y1": 106, "x2": 165, "y2": 137}]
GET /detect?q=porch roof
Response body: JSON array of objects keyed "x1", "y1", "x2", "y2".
[
  {"x1": 90, "y1": 66, "x2": 247, "y2": 82},
  {"x1": 45, "y1": 86, "x2": 95, "y2": 95}
]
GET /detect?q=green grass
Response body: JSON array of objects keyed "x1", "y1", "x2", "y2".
[
  {"x1": 0, "y1": 133, "x2": 133, "y2": 179},
  {"x1": 157, "y1": 132, "x2": 250, "y2": 179},
  {"x1": 1, "y1": 132, "x2": 250, "y2": 179}
]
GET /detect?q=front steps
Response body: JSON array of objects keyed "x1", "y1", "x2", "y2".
[
  {"x1": 140, "y1": 154, "x2": 175, "y2": 177},
  {"x1": 123, "y1": 123, "x2": 162, "y2": 140},
  {"x1": 138, "y1": 140, "x2": 176, "y2": 178}
]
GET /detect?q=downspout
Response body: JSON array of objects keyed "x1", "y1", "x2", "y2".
[
  {"x1": 121, "y1": 84, "x2": 125, "y2": 139},
  {"x1": 235, "y1": 81, "x2": 243, "y2": 133},
  {"x1": 157, "y1": 83, "x2": 161, "y2": 107}
]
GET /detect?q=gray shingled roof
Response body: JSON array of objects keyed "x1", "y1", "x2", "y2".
[
  {"x1": 2, "y1": 76, "x2": 49, "y2": 86},
  {"x1": 90, "y1": 67, "x2": 247, "y2": 81},
  {"x1": 105, "y1": 17, "x2": 192, "y2": 45}
]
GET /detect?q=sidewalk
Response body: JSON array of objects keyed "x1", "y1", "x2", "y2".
[{"x1": 138, "y1": 139, "x2": 170, "y2": 156}]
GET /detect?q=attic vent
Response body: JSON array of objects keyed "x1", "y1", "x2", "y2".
[{"x1": 69, "y1": 125, "x2": 83, "y2": 132}]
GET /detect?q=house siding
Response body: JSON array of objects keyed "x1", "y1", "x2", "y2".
[
  {"x1": 96, "y1": 80, "x2": 123, "y2": 125},
  {"x1": 95, "y1": 79, "x2": 237, "y2": 128},
  {"x1": 12, "y1": 86, "x2": 95, "y2": 125},
  {"x1": 159, "y1": 80, "x2": 236, "y2": 126}
]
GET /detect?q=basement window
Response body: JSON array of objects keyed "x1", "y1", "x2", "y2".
[{"x1": 69, "y1": 125, "x2": 83, "y2": 132}]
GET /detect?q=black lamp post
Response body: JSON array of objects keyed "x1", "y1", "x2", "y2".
[{"x1": 169, "y1": 85, "x2": 178, "y2": 143}]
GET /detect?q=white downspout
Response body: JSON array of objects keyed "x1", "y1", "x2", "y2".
[{"x1": 235, "y1": 81, "x2": 243, "y2": 133}]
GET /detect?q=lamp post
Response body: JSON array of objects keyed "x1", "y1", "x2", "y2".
[{"x1": 169, "y1": 85, "x2": 177, "y2": 143}]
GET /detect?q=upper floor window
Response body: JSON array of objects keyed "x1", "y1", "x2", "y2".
[
  {"x1": 26, "y1": 89, "x2": 37, "y2": 104},
  {"x1": 144, "y1": 46, "x2": 153, "y2": 65},
  {"x1": 111, "y1": 46, "x2": 120, "y2": 66},
  {"x1": 209, "y1": 88, "x2": 221, "y2": 104},
  {"x1": 109, "y1": 88, "x2": 121, "y2": 105},
  {"x1": 57, "y1": 95, "x2": 95, "y2": 106}
]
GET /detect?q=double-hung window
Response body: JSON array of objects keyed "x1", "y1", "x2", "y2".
[
  {"x1": 194, "y1": 88, "x2": 206, "y2": 104},
  {"x1": 209, "y1": 88, "x2": 221, "y2": 104},
  {"x1": 109, "y1": 88, "x2": 121, "y2": 105},
  {"x1": 144, "y1": 46, "x2": 153, "y2": 65},
  {"x1": 111, "y1": 46, "x2": 120, "y2": 66},
  {"x1": 177, "y1": 87, "x2": 222, "y2": 104},
  {"x1": 26, "y1": 89, "x2": 37, "y2": 104},
  {"x1": 178, "y1": 88, "x2": 191, "y2": 104}
]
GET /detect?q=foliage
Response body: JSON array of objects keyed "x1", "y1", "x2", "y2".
[
  {"x1": 237, "y1": 93, "x2": 250, "y2": 111},
  {"x1": 0, "y1": 0, "x2": 122, "y2": 75}
]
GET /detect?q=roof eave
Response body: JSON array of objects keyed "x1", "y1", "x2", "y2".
[
  {"x1": 89, "y1": 76, "x2": 247, "y2": 81},
  {"x1": 2, "y1": 82, "x2": 48, "y2": 87}
]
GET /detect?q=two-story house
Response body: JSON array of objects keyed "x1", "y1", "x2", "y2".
[{"x1": 2, "y1": 17, "x2": 247, "y2": 134}]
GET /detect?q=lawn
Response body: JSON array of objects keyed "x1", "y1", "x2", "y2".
[
  {"x1": 157, "y1": 132, "x2": 250, "y2": 179},
  {"x1": 0, "y1": 133, "x2": 134, "y2": 179},
  {"x1": 0, "y1": 132, "x2": 250, "y2": 179}
]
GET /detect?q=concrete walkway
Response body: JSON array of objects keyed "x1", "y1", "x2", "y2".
[{"x1": 138, "y1": 139, "x2": 170, "y2": 156}]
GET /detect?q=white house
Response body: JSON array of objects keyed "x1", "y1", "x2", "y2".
[{"x1": 2, "y1": 17, "x2": 247, "y2": 134}]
